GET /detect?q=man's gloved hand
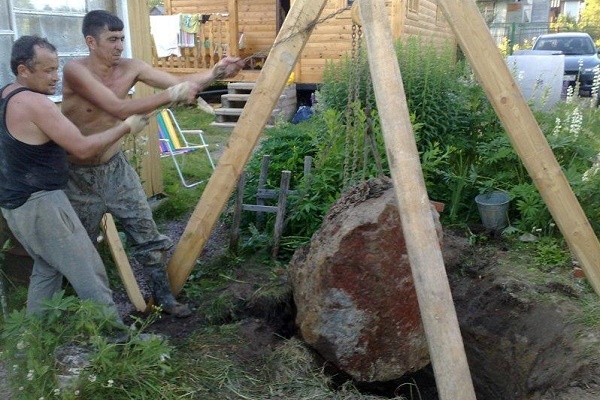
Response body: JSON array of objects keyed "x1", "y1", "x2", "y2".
[
  {"x1": 167, "y1": 81, "x2": 199, "y2": 103},
  {"x1": 212, "y1": 57, "x2": 245, "y2": 80},
  {"x1": 124, "y1": 114, "x2": 150, "y2": 135}
]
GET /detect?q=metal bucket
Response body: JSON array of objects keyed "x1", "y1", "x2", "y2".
[{"x1": 475, "y1": 191, "x2": 510, "y2": 231}]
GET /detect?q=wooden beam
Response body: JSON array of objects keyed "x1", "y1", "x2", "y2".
[
  {"x1": 127, "y1": 0, "x2": 164, "y2": 197},
  {"x1": 436, "y1": 0, "x2": 600, "y2": 295},
  {"x1": 228, "y1": 0, "x2": 240, "y2": 56},
  {"x1": 101, "y1": 214, "x2": 148, "y2": 312},
  {"x1": 167, "y1": 0, "x2": 330, "y2": 294},
  {"x1": 356, "y1": 1, "x2": 476, "y2": 399}
]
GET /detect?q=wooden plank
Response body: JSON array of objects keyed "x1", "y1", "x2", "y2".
[
  {"x1": 356, "y1": 1, "x2": 476, "y2": 399},
  {"x1": 167, "y1": 0, "x2": 330, "y2": 294},
  {"x1": 242, "y1": 204, "x2": 278, "y2": 213},
  {"x1": 101, "y1": 214, "x2": 148, "y2": 312},
  {"x1": 437, "y1": 0, "x2": 600, "y2": 295}
]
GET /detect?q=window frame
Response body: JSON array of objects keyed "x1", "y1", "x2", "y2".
[{"x1": 0, "y1": 0, "x2": 128, "y2": 101}]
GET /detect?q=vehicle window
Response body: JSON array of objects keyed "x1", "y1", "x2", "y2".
[{"x1": 535, "y1": 36, "x2": 595, "y2": 55}]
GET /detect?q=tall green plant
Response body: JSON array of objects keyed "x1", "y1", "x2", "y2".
[{"x1": 1, "y1": 292, "x2": 187, "y2": 400}]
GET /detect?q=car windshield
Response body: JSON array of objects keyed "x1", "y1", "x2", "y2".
[{"x1": 534, "y1": 37, "x2": 596, "y2": 55}]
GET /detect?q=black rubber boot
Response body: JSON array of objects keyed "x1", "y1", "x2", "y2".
[{"x1": 147, "y1": 266, "x2": 192, "y2": 318}]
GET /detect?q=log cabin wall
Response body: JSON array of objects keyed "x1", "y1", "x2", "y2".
[
  {"x1": 160, "y1": 0, "x2": 456, "y2": 84},
  {"x1": 164, "y1": 0, "x2": 277, "y2": 62},
  {"x1": 402, "y1": 0, "x2": 455, "y2": 47}
]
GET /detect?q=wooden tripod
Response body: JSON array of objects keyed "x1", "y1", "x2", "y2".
[{"x1": 113, "y1": 0, "x2": 600, "y2": 398}]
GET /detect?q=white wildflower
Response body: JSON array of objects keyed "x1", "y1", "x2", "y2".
[
  {"x1": 53, "y1": 388, "x2": 60, "y2": 396},
  {"x1": 88, "y1": 374, "x2": 97, "y2": 383},
  {"x1": 106, "y1": 379, "x2": 114, "y2": 388},
  {"x1": 568, "y1": 107, "x2": 582, "y2": 137},
  {"x1": 159, "y1": 353, "x2": 170, "y2": 362},
  {"x1": 16, "y1": 341, "x2": 26, "y2": 350},
  {"x1": 27, "y1": 369, "x2": 34, "y2": 380},
  {"x1": 551, "y1": 117, "x2": 562, "y2": 136}
]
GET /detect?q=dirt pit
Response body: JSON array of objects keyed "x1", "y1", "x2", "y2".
[{"x1": 122, "y1": 216, "x2": 600, "y2": 400}]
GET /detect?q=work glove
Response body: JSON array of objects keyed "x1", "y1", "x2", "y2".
[
  {"x1": 124, "y1": 114, "x2": 150, "y2": 135},
  {"x1": 167, "y1": 81, "x2": 198, "y2": 103},
  {"x1": 212, "y1": 57, "x2": 245, "y2": 80}
]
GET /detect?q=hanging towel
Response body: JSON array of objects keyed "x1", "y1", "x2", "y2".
[
  {"x1": 150, "y1": 15, "x2": 181, "y2": 57},
  {"x1": 178, "y1": 30, "x2": 196, "y2": 48},
  {"x1": 180, "y1": 14, "x2": 200, "y2": 33}
]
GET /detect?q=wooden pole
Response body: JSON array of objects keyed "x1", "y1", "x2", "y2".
[
  {"x1": 355, "y1": 2, "x2": 476, "y2": 399},
  {"x1": 127, "y1": 0, "x2": 164, "y2": 197},
  {"x1": 436, "y1": 0, "x2": 600, "y2": 295},
  {"x1": 228, "y1": 0, "x2": 239, "y2": 57},
  {"x1": 167, "y1": 0, "x2": 329, "y2": 294}
]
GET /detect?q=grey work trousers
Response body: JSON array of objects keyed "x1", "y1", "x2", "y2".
[
  {"x1": 1, "y1": 190, "x2": 119, "y2": 318},
  {"x1": 65, "y1": 152, "x2": 172, "y2": 268}
]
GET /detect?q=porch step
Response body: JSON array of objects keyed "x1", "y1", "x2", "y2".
[
  {"x1": 214, "y1": 107, "x2": 282, "y2": 125},
  {"x1": 211, "y1": 121, "x2": 274, "y2": 131},
  {"x1": 210, "y1": 83, "x2": 297, "y2": 131}
]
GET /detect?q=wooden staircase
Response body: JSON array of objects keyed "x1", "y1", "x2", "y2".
[{"x1": 210, "y1": 83, "x2": 297, "y2": 131}]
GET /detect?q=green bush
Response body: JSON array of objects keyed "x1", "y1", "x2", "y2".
[{"x1": 237, "y1": 37, "x2": 600, "y2": 258}]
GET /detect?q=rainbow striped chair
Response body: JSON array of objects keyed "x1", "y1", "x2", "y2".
[{"x1": 157, "y1": 108, "x2": 215, "y2": 188}]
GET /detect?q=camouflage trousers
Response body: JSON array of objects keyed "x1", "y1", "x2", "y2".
[{"x1": 65, "y1": 152, "x2": 172, "y2": 267}]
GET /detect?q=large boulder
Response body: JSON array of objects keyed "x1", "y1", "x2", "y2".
[{"x1": 289, "y1": 178, "x2": 443, "y2": 382}]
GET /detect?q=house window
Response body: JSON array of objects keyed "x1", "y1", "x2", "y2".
[
  {"x1": 408, "y1": 0, "x2": 419, "y2": 13},
  {"x1": 0, "y1": 0, "x2": 114, "y2": 97}
]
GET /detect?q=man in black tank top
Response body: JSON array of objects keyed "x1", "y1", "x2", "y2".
[{"x1": 0, "y1": 36, "x2": 149, "y2": 320}]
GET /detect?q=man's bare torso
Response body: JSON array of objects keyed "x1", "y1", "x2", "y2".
[{"x1": 62, "y1": 57, "x2": 138, "y2": 164}]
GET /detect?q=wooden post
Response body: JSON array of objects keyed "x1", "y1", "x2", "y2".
[
  {"x1": 167, "y1": 0, "x2": 330, "y2": 294},
  {"x1": 127, "y1": 0, "x2": 164, "y2": 197},
  {"x1": 256, "y1": 155, "x2": 271, "y2": 228},
  {"x1": 436, "y1": 0, "x2": 600, "y2": 295},
  {"x1": 228, "y1": 0, "x2": 240, "y2": 57},
  {"x1": 355, "y1": 1, "x2": 476, "y2": 399},
  {"x1": 272, "y1": 170, "x2": 291, "y2": 258},
  {"x1": 230, "y1": 171, "x2": 246, "y2": 253}
]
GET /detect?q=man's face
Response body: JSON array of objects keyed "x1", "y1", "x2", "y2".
[
  {"x1": 23, "y1": 46, "x2": 60, "y2": 95},
  {"x1": 92, "y1": 28, "x2": 125, "y2": 65}
]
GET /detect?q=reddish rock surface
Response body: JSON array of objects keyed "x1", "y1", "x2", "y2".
[{"x1": 289, "y1": 178, "x2": 443, "y2": 382}]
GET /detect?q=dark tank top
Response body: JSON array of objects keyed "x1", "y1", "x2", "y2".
[{"x1": 0, "y1": 85, "x2": 68, "y2": 209}]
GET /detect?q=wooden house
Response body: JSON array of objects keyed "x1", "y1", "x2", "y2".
[{"x1": 155, "y1": 0, "x2": 457, "y2": 85}]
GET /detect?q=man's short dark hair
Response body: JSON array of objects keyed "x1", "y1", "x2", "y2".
[
  {"x1": 10, "y1": 35, "x2": 57, "y2": 76},
  {"x1": 82, "y1": 10, "x2": 124, "y2": 39}
]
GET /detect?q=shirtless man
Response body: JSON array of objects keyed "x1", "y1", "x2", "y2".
[
  {"x1": 61, "y1": 10, "x2": 244, "y2": 317},
  {"x1": 0, "y1": 35, "x2": 148, "y2": 318}
]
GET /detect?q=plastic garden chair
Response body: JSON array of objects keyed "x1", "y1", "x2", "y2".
[{"x1": 157, "y1": 108, "x2": 216, "y2": 188}]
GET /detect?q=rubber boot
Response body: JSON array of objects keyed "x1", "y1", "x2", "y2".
[{"x1": 147, "y1": 266, "x2": 192, "y2": 318}]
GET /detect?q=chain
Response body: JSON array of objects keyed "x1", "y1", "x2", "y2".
[
  {"x1": 343, "y1": 23, "x2": 359, "y2": 188},
  {"x1": 350, "y1": 24, "x2": 363, "y2": 184}
]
